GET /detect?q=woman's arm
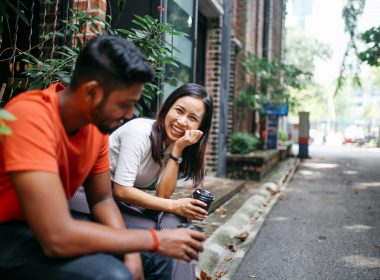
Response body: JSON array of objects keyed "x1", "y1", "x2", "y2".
[
  {"x1": 156, "y1": 130, "x2": 203, "y2": 198},
  {"x1": 113, "y1": 183, "x2": 208, "y2": 220}
]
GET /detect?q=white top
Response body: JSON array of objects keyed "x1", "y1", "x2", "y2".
[{"x1": 109, "y1": 118, "x2": 173, "y2": 189}]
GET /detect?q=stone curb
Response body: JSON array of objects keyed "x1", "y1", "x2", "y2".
[{"x1": 196, "y1": 158, "x2": 299, "y2": 279}]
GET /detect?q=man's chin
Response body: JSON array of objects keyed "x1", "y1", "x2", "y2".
[{"x1": 96, "y1": 124, "x2": 114, "y2": 135}]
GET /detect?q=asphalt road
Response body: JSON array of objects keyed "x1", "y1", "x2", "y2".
[{"x1": 232, "y1": 145, "x2": 380, "y2": 280}]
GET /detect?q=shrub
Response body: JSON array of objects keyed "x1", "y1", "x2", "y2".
[{"x1": 231, "y1": 132, "x2": 261, "y2": 154}]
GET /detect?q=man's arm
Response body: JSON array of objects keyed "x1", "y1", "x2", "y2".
[
  {"x1": 83, "y1": 172, "x2": 144, "y2": 280},
  {"x1": 11, "y1": 171, "x2": 204, "y2": 260},
  {"x1": 83, "y1": 171, "x2": 125, "y2": 228}
]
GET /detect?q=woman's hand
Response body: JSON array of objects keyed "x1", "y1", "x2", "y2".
[
  {"x1": 174, "y1": 129, "x2": 203, "y2": 152},
  {"x1": 170, "y1": 198, "x2": 208, "y2": 220}
]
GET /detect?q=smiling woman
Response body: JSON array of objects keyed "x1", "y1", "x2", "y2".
[{"x1": 110, "y1": 83, "x2": 213, "y2": 280}]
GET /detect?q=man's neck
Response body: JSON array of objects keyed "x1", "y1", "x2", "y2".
[{"x1": 58, "y1": 89, "x2": 89, "y2": 135}]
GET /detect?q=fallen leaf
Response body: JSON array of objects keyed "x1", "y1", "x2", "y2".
[
  {"x1": 228, "y1": 244, "x2": 237, "y2": 252},
  {"x1": 200, "y1": 270, "x2": 208, "y2": 280},
  {"x1": 217, "y1": 207, "x2": 227, "y2": 214},
  {"x1": 215, "y1": 270, "x2": 227, "y2": 278},
  {"x1": 375, "y1": 244, "x2": 380, "y2": 249},
  {"x1": 279, "y1": 192, "x2": 286, "y2": 200},
  {"x1": 236, "y1": 231, "x2": 249, "y2": 242},
  {"x1": 224, "y1": 255, "x2": 233, "y2": 261},
  {"x1": 262, "y1": 202, "x2": 268, "y2": 207},
  {"x1": 249, "y1": 275, "x2": 256, "y2": 278}
]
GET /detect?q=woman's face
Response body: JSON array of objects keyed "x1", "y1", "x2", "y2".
[{"x1": 164, "y1": 96, "x2": 206, "y2": 144}]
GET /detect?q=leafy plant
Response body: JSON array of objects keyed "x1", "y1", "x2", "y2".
[
  {"x1": 358, "y1": 26, "x2": 380, "y2": 67},
  {"x1": 230, "y1": 132, "x2": 261, "y2": 154},
  {"x1": 21, "y1": 8, "x2": 186, "y2": 115},
  {"x1": 237, "y1": 52, "x2": 311, "y2": 110},
  {"x1": 278, "y1": 131, "x2": 289, "y2": 144},
  {"x1": 0, "y1": 0, "x2": 29, "y2": 35},
  {"x1": 0, "y1": 109, "x2": 15, "y2": 139}
]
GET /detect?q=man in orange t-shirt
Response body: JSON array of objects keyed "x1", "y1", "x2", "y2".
[{"x1": 0, "y1": 36, "x2": 204, "y2": 280}]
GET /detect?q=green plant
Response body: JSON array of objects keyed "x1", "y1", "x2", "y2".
[
  {"x1": 21, "y1": 8, "x2": 186, "y2": 115},
  {"x1": 230, "y1": 132, "x2": 261, "y2": 154},
  {"x1": 0, "y1": 109, "x2": 15, "y2": 139},
  {"x1": 278, "y1": 131, "x2": 289, "y2": 144},
  {"x1": 237, "y1": 52, "x2": 311, "y2": 112}
]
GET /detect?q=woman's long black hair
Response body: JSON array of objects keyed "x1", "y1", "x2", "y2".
[{"x1": 149, "y1": 83, "x2": 213, "y2": 187}]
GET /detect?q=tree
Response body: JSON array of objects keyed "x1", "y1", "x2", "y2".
[{"x1": 358, "y1": 26, "x2": 380, "y2": 67}]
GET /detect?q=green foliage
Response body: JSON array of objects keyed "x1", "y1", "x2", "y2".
[
  {"x1": 0, "y1": 109, "x2": 15, "y2": 137},
  {"x1": 285, "y1": 28, "x2": 332, "y2": 76},
  {"x1": 230, "y1": 132, "x2": 261, "y2": 154},
  {"x1": 336, "y1": 0, "x2": 366, "y2": 95},
  {"x1": 20, "y1": 8, "x2": 185, "y2": 115},
  {"x1": 237, "y1": 52, "x2": 311, "y2": 111},
  {"x1": 278, "y1": 131, "x2": 289, "y2": 143},
  {"x1": 0, "y1": 0, "x2": 29, "y2": 35},
  {"x1": 358, "y1": 26, "x2": 380, "y2": 67}
]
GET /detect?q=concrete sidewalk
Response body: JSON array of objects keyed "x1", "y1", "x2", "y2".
[{"x1": 195, "y1": 157, "x2": 299, "y2": 279}]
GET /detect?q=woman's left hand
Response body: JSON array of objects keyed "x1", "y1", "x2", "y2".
[
  {"x1": 174, "y1": 130, "x2": 203, "y2": 151},
  {"x1": 170, "y1": 198, "x2": 208, "y2": 220}
]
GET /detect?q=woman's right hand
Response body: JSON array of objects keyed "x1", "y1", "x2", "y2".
[{"x1": 170, "y1": 198, "x2": 208, "y2": 220}]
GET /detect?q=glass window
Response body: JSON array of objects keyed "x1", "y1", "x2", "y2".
[{"x1": 163, "y1": 0, "x2": 195, "y2": 99}]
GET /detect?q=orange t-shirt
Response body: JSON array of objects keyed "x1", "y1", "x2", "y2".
[{"x1": 0, "y1": 83, "x2": 109, "y2": 222}]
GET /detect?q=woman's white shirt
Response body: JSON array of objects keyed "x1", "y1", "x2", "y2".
[{"x1": 109, "y1": 118, "x2": 173, "y2": 189}]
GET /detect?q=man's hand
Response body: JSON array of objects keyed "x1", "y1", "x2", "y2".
[
  {"x1": 156, "y1": 228, "x2": 204, "y2": 262},
  {"x1": 124, "y1": 253, "x2": 144, "y2": 280},
  {"x1": 171, "y1": 198, "x2": 208, "y2": 220}
]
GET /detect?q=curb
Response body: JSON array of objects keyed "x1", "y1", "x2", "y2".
[{"x1": 196, "y1": 158, "x2": 299, "y2": 279}]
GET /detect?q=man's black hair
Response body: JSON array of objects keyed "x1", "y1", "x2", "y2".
[{"x1": 70, "y1": 36, "x2": 154, "y2": 92}]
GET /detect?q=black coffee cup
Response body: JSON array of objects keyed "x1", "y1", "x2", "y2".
[
  {"x1": 192, "y1": 189, "x2": 215, "y2": 212},
  {"x1": 177, "y1": 223, "x2": 204, "y2": 232}
]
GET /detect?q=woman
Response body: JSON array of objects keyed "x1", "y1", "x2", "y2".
[
  {"x1": 111, "y1": 83, "x2": 213, "y2": 224},
  {"x1": 110, "y1": 83, "x2": 213, "y2": 280}
]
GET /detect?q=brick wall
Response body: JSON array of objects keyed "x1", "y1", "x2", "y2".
[{"x1": 39, "y1": 0, "x2": 107, "y2": 57}]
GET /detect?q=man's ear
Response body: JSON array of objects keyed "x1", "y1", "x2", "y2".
[{"x1": 85, "y1": 81, "x2": 104, "y2": 107}]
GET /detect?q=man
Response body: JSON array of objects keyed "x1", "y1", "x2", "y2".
[{"x1": 0, "y1": 36, "x2": 204, "y2": 280}]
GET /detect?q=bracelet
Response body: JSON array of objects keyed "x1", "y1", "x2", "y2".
[{"x1": 148, "y1": 228, "x2": 159, "y2": 252}]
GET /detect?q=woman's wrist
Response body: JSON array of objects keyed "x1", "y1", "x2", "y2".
[{"x1": 171, "y1": 144, "x2": 183, "y2": 158}]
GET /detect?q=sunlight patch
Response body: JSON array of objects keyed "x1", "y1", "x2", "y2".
[
  {"x1": 302, "y1": 163, "x2": 338, "y2": 169},
  {"x1": 298, "y1": 170, "x2": 315, "y2": 176},
  {"x1": 343, "y1": 224, "x2": 372, "y2": 232},
  {"x1": 342, "y1": 170, "x2": 358, "y2": 175},
  {"x1": 342, "y1": 255, "x2": 380, "y2": 269},
  {"x1": 269, "y1": 216, "x2": 289, "y2": 222},
  {"x1": 356, "y1": 182, "x2": 380, "y2": 190}
]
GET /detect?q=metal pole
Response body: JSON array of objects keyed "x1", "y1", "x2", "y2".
[
  {"x1": 216, "y1": 0, "x2": 232, "y2": 177},
  {"x1": 298, "y1": 111, "x2": 310, "y2": 159}
]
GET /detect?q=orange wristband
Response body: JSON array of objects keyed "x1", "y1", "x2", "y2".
[{"x1": 148, "y1": 228, "x2": 159, "y2": 252}]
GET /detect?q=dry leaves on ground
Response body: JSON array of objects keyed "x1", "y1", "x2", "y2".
[
  {"x1": 199, "y1": 270, "x2": 212, "y2": 280},
  {"x1": 228, "y1": 244, "x2": 237, "y2": 252},
  {"x1": 224, "y1": 255, "x2": 233, "y2": 261},
  {"x1": 215, "y1": 270, "x2": 227, "y2": 278},
  {"x1": 235, "y1": 231, "x2": 249, "y2": 242}
]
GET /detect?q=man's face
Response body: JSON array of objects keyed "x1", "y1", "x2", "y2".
[{"x1": 92, "y1": 84, "x2": 143, "y2": 134}]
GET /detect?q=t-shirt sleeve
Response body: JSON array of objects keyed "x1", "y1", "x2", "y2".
[
  {"x1": 111, "y1": 122, "x2": 150, "y2": 187},
  {"x1": 3, "y1": 100, "x2": 58, "y2": 173},
  {"x1": 90, "y1": 134, "x2": 110, "y2": 174}
]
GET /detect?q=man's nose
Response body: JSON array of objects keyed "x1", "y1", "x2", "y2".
[{"x1": 124, "y1": 107, "x2": 135, "y2": 120}]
